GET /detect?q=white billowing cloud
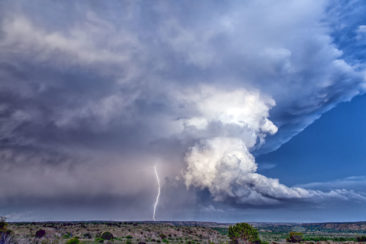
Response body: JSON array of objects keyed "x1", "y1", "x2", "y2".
[
  {"x1": 185, "y1": 137, "x2": 257, "y2": 200},
  {"x1": 185, "y1": 137, "x2": 366, "y2": 205},
  {"x1": 181, "y1": 86, "x2": 365, "y2": 205},
  {"x1": 184, "y1": 86, "x2": 277, "y2": 133},
  {"x1": 37, "y1": 75, "x2": 357, "y2": 208},
  {"x1": 178, "y1": 86, "x2": 277, "y2": 148}
]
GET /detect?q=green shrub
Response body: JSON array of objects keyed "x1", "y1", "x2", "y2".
[
  {"x1": 228, "y1": 223, "x2": 260, "y2": 243},
  {"x1": 66, "y1": 237, "x2": 80, "y2": 244},
  {"x1": 101, "y1": 231, "x2": 114, "y2": 240},
  {"x1": 35, "y1": 229, "x2": 46, "y2": 238},
  {"x1": 95, "y1": 237, "x2": 104, "y2": 243},
  {"x1": 0, "y1": 217, "x2": 8, "y2": 232},
  {"x1": 62, "y1": 232, "x2": 72, "y2": 239},
  {"x1": 337, "y1": 237, "x2": 346, "y2": 241},
  {"x1": 286, "y1": 232, "x2": 303, "y2": 243},
  {"x1": 0, "y1": 217, "x2": 16, "y2": 244},
  {"x1": 357, "y1": 236, "x2": 366, "y2": 242},
  {"x1": 83, "y1": 232, "x2": 92, "y2": 239},
  {"x1": 303, "y1": 236, "x2": 327, "y2": 241}
]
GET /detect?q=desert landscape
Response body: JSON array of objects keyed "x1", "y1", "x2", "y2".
[{"x1": 2, "y1": 220, "x2": 366, "y2": 244}]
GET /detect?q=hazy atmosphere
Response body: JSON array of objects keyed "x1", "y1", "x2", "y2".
[{"x1": 1, "y1": 0, "x2": 366, "y2": 222}]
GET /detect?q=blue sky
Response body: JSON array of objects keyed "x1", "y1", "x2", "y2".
[
  {"x1": 255, "y1": 94, "x2": 366, "y2": 221},
  {"x1": 0, "y1": 0, "x2": 365, "y2": 222},
  {"x1": 258, "y1": 94, "x2": 366, "y2": 186}
]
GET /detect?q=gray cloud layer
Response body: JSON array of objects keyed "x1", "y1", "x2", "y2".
[{"x1": 0, "y1": 0, "x2": 365, "y2": 220}]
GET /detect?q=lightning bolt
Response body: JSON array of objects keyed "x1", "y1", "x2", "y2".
[{"x1": 153, "y1": 165, "x2": 160, "y2": 221}]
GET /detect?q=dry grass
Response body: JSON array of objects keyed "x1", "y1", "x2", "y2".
[{"x1": 7, "y1": 221, "x2": 230, "y2": 244}]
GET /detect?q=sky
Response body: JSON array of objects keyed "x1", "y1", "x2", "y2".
[{"x1": 0, "y1": 0, "x2": 366, "y2": 222}]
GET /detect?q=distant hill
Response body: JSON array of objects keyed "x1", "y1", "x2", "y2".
[{"x1": 252, "y1": 221, "x2": 366, "y2": 233}]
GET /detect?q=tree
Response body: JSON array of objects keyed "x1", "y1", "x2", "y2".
[
  {"x1": 0, "y1": 218, "x2": 7, "y2": 233},
  {"x1": 357, "y1": 236, "x2": 366, "y2": 242},
  {"x1": 35, "y1": 229, "x2": 46, "y2": 238},
  {"x1": 286, "y1": 232, "x2": 303, "y2": 243},
  {"x1": 228, "y1": 223, "x2": 260, "y2": 244},
  {"x1": 0, "y1": 217, "x2": 16, "y2": 244},
  {"x1": 101, "y1": 231, "x2": 114, "y2": 240}
]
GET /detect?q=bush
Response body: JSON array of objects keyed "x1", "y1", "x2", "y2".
[
  {"x1": 0, "y1": 217, "x2": 8, "y2": 232},
  {"x1": 83, "y1": 232, "x2": 92, "y2": 239},
  {"x1": 35, "y1": 229, "x2": 46, "y2": 238},
  {"x1": 95, "y1": 237, "x2": 104, "y2": 243},
  {"x1": 228, "y1": 223, "x2": 260, "y2": 244},
  {"x1": 62, "y1": 232, "x2": 72, "y2": 239},
  {"x1": 101, "y1": 231, "x2": 114, "y2": 240},
  {"x1": 66, "y1": 237, "x2": 80, "y2": 244},
  {"x1": 0, "y1": 217, "x2": 16, "y2": 244},
  {"x1": 357, "y1": 236, "x2": 366, "y2": 242},
  {"x1": 334, "y1": 237, "x2": 347, "y2": 241},
  {"x1": 286, "y1": 232, "x2": 303, "y2": 243},
  {"x1": 0, "y1": 231, "x2": 16, "y2": 244}
]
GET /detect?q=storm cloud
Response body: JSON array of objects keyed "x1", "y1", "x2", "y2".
[{"x1": 0, "y1": 0, "x2": 365, "y2": 221}]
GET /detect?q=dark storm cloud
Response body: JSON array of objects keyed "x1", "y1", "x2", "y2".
[{"x1": 0, "y1": 0, "x2": 365, "y2": 220}]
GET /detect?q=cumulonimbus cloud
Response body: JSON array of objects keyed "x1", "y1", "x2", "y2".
[
  {"x1": 0, "y1": 0, "x2": 365, "y2": 219},
  {"x1": 181, "y1": 87, "x2": 365, "y2": 205},
  {"x1": 185, "y1": 137, "x2": 366, "y2": 205}
]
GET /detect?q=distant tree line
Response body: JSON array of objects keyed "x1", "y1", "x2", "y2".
[{"x1": 228, "y1": 222, "x2": 366, "y2": 243}]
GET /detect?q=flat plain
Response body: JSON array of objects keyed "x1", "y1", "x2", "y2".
[{"x1": 5, "y1": 221, "x2": 366, "y2": 244}]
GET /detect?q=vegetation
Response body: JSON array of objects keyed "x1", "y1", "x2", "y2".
[
  {"x1": 0, "y1": 217, "x2": 7, "y2": 232},
  {"x1": 0, "y1": 217, "x2": 15, "y2": 244},
  {"x1": 101, "y1": 231, "x2": 114, "y2": 240},
  {"x1": 228, "y1": 223, "x2": 260, "y2": 243},
  {"x1": 212, "y1": 227, "x2": 228, "y2": 235},
  {"x1": 302, "y1": 236, "x2": 355, "y2": 242},
  {"x1": 2, "y1": 221, "x2": 366, "y2": 243},
  {"x1": 62, "y1": 232, "x2": 72, "y2": 239},
  {"x1": 95, "y1": 237, "x2": 104, "y2": 243},
  {"x1": 66, "y1": 237, "x2": 80, "y2": 244},
  {"x1": 35, "y1": 229, "x2": 46, "y2": 238},
  {"x1": 357, "y1": 235, "x2": 366, "y2": 242},
  {"x1": 286, "y1": 232, "x2": 303, "y2": 242}
]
